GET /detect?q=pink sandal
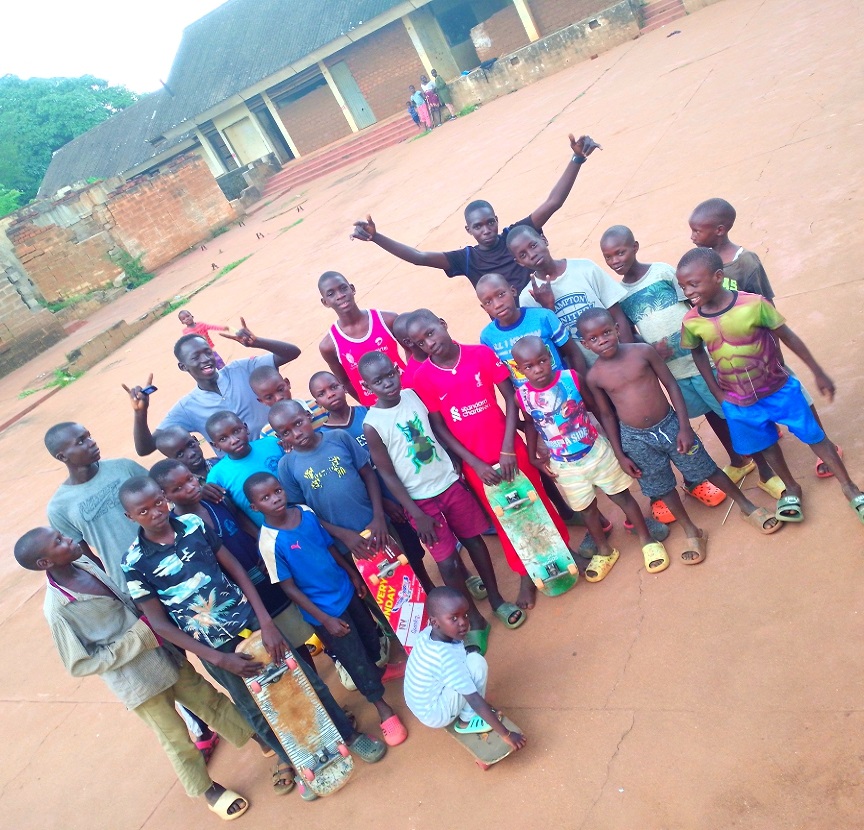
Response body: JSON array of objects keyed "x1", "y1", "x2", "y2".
[
  {"x1": 195, "y1": 732, "x2": 220, "y2": 763},
  {"x1": 380, "y1": 714, "x2": 408, "y2": 746}
]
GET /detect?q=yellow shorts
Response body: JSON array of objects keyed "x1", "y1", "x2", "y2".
[{"x1": 549, "y1": 435, "x2": 633, "y2": 512}]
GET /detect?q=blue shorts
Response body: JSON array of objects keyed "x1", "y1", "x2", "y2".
[
  {"x1": 678, "y1": 373, "x2": 724, "y2": 419},
  {"x1": 721, "y1": 376, "x2": 825, "y2": 455}
]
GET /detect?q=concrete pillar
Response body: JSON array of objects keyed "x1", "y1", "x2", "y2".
[
  {"x1": 238, "y1": 100, "x2": 276, "y2": 156},
  {"x1": 194, "y1": 128, "x2": 227, "y2": 176},
  {"x1": 512, "y1": 0, "x2": 541, "y2": 42},
  {"x1": 215, "y1": 125, "x2": 241, "y2": 167},
  {"x1": 261, "y1": 91, "x2": 301, "y2": 158},
  {"x1": 402, "y1": 7, "x2": 460, "y2": 79},
  {"x1": 318, "y1": 62, "x2": 359, "y2": 133}
]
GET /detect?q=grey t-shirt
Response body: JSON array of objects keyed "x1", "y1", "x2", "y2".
[
  {"x1": 47, "y1": 458, "x2": 149, "y2": 587},
  {"x1": 157, "y1": 355, "x2": 276, "y2": 454}
]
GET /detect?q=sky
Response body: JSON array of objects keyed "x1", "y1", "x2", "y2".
[{"x1": 3, "y1": 0, "x2": 229, "y2": 93}]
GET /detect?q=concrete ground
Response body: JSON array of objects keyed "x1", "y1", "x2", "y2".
[{"x1": 2, "y1": 0, "x2": 863, "y2": 826}]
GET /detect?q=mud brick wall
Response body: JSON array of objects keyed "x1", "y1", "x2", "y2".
[
  {"x1": 529, "y1": 0, "x2": 611, "y2": 35},
  {"x1": 106, "y1": 154, "x2": 237, "y2": 271},
  {"x1": 472, "y1": 5, "x2": 531, "y2": 62},
  {"x1": 0, "y1": 286, "x2": 66, "y2": 377},
  {"x1": 329, "y1": 22, "x2": 426, "y2": 122},
  {"x1": 276, "y1": 86, "x2": 352, "y2": 156}
]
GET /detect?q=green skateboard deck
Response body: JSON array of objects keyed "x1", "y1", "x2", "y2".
[{"x1": 484, "y1": 467, "x2": 578, "y2": 596}]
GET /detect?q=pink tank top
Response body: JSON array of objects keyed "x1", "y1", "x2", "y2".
[{"x1": 329, "y1": 309, "x2": 406, "y2": 405}]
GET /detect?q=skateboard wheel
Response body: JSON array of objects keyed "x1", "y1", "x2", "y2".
[
  {"x1": 285, "y1": 657, "x2": 298, "y2": 671},
  {"x1": 532, "y1": 577, "x2": 544, "y2": 590},
  {"x1": 368, "y1": 574, "x2": 380, "y2": 586},
  {"x1": 567, "y1": 563, "x2": 579, "y2": 575},
  {"x1": 337, "y1": 742, "x2": 350, "y2": 758},
  {"x1": 527, "y1": 490, "x2": 538, "y2": 503},
  {"x1": 396, "y1": 554, "x2": 409, "y2": 566},
  {"x1": 302, "y1": 767, "x2": 315, "y2": 782},
  {"x1": 249, "y1": 680, "x2": 262, "y2": 693},
  {"x1": 476, "y1": 761, "x2": 491, "y2": 771},
  {"x1": 493, "y1": 505, "x2": 504, "y2": 517}
]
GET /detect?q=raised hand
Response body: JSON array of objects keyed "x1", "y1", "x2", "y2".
[
  {"x1": 528, "y1": 272, "x2": 556, "y2": 311},
  {"x1": 219, "y1": 317, "x2": 256, "y2": 347},
  {"x1": 568, "y1": 133, "x2": 602, "y2": 158},
  {"x1": 351, "y1": 214, "x2": 376, "y2": 241},
  {"x1": 121, "y1": 373, "x2": 154, "y2": 412}
]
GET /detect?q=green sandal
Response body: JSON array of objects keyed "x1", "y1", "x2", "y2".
[
  {"x1": 493, "y1": 601, "x2": 526, "y2": 630},
  {"x1": 776, "y1": 493, "x2": 804, "y2": 523},
  {"x1": 850, "y1": 494, "x2": 864, "y2": 525},
  {"x1": 453, "y1": 714, "x2": 493, "y2": 734},
  {"x1": 463, "y1": 623, "x2": 490, "y2": 655},
  {"x1": 465, "y1": 575, "x2": 488, "y2": 601}
]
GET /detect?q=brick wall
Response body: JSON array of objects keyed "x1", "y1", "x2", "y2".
[
  {"x1": 529, "y1": 0, "x2": 612, "y2": 35},
  {"x1": 276, "y1": 85, "x2": 352, "y2": 156},
  {"x1": 329, "y1": 22, "x2": 427, "y2": 122},
  {"x1": 0, "y1": 285, "x2": 66, "y2": 377},
  {"x1": 472, "y1": 4, "x2": 531, "y2": 62},
  {"x1": 106, "y1": 154, "x2": 236, "y2": 270}
]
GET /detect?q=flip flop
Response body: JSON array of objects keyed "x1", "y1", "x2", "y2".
[
  {"x1": 463, "y1": 623, "x2": 491, "y2": 655},
  {"x1": 465, "y1": 575, "x2": 488, "y2": 600},
  {"x1": 684, "y1": 480, "x2": 727, "y2": 507},
  {"x1": 758, "y1": 475, "x2": 786, "y2": 500},
  {"x1": 651, "y1": 500, "x2": 676, "y2": 524},
  {"x1": 815, "y1": 445, "x2": 842, "y2": 478},
  {"x1": 584, "y1": 549, "x2": 620, "y2": 583},
  {"x1": 849, "y1": 493, "x2": 864, "y2": 525},
  {"x1": 207, "y1": 789, "x2": 249, "y2": 821},
  {"x1": 775, "y1": 494, "x2": 804, "y2": 523},
  {"x1": 624, "y1": 516, "x2": 670, "y2": 542},
  {"x1": 642, "y1": 542, "x2": 670, "y2": 573},
  {"x1": 380, "y1": 714, "x2": 408, "y2": 747},
  {"x1": 453, "y1": 714, "x2": 493, "y2": 734},
  {"x1": 272, "y1": 762, "x2": 296, "y2": 796},
  {"x1": 740, "y1": 506, "x2": 782, "y2": 535},
  {"x1": 493, "y1": 602, "x2": 526, "y2": 630},
  {"x1": 681, "y1": 533, "x2": 708, "y2": 565},
  {"x1": 723, "y1": 459, "x2": 756, "y2": 484},
  {"x1": 195, "y1": 732, "x2": 220, "y2": 763}
]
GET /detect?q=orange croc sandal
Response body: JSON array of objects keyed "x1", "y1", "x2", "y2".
[
  {"x1": 651, "y1": 500, "x2": 676, "y2": 524},
  {"x1": 685, "y1": 481, "x2": 726, "y2": 507},
  {"x1": 815, "y1": 445, "x2": 842, "y2": 478},
  {"x1": 380, "y1": 715, "x2": 408, "y2": 746}
]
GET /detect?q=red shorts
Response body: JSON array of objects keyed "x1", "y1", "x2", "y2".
[{"x1": 409, "y1": 480, "x2": 490, "y2": 562}]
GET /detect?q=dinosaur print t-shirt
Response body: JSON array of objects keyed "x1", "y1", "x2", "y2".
[
  {"x1": 364, "y1": 389, "x2": 458, "y2": 500},
  {"x1": 122, "y1": 514, "x2": 253, "y2": 649}
]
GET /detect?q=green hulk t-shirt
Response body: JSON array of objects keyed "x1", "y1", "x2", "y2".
[{"x1": 680, "y1": 291, "x2": 788, "y2": 407}]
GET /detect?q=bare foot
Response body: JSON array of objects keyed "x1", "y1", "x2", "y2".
[{"x1": 515, "y1": 576, "x2": 536, "y2": 610}]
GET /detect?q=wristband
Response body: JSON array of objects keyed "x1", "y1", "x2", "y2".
[
  {"x1": 500, "y1": 451, "x2": 517, "y2": 456},
  {"x1": 572, "y1": 153, "x2": 587, "y2": 164}
]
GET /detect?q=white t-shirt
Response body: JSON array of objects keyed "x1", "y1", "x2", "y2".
[
  {"x1": 404, "y1": 627, "x2": 479, "y2": 728},
  {"x1": 362, "y1": 389, "x2": 457, "y2": 500},
  {"x1": 519, "y1": 259, "x2": 627, "y2": 364}
]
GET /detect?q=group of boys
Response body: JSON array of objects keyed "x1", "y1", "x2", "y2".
[{"x1": 16, "y1": 131, "x2": 861, "y2": 819}]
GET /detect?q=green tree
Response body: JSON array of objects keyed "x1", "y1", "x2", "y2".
[
  {"x1": 0, "y1": 75, "x2": 137, "y2": 203},
  {"x1": 0, "y1": 186, "x2": 22, "y2": 218}
]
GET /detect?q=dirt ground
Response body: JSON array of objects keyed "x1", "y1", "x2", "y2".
[{"x1": 2, "y1": 0, "x2": 863, "y2": 827}]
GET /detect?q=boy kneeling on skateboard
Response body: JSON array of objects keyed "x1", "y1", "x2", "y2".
[
  {"x1": 244, "y1": 472, "x2": 409, "y2": 748},
  {"x1": 404, "y1": 587, "x2": 526, "y2": 750}
]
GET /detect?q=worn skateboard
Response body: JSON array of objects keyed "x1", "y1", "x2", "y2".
[
  {"x1": 446, "y1": 712, "x2": 522, "y2": 770},
  {"x1": 237, "y1": 631, "x2": 353, "y2": 797},
  {"x1": 355, "y1": 530, "x2": 427, "y2": 654},
  {"x1": 484, "y1": 466, "x2": 578, "y2": 596}
]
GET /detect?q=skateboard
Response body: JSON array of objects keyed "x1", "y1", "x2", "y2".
[
  {"x1": 484, "y1": 466, "x2": 578, "y2": 597},
  {"x1": 355, "y1": 530, "x2": 428, "y2": 654},
  {"x1": 446, "y1": 712, "x2": 522, "y2": 770},
  {"x1": 236, "y1": 630, "x2": 353, "y2": 797}
]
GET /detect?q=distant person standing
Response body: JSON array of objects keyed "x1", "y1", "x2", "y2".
[
  {"x1": 431, "y1": 69, "x2": 457, "y2": 120},
  {"x1": 178, "y1": 310, "x2": 228, "y2": 369},
  {"x1": 421, "y1": 74, "x2": 441, "y2": 127},
  {"x1": 409, "y1": 85, "x2": 431, "y2": 130}
]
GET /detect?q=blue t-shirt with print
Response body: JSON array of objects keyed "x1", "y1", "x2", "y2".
[
  {"x1": 122, "y1": 513, "x2": 253, "y2": 649},
  {"x1": 269, "y1": 507, "x2": 354, "y2": 624},
  {"x1": 480, "y1": 307, "x2": 570, "y2": 387},
  {"x1": 277, "y1": 429, "x2": 373, "y2": 532},
  {"x1": 206, "y1": 435, "x2": 284, "y2": 527}
]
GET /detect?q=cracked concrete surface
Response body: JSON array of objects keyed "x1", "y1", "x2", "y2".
[{"x1": 1, "y1": 0, "x2": 863, "y2": 826}]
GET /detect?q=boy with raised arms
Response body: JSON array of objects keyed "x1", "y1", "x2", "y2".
[
  {"x1": 677, "y1": 247, "x2": 862, "y2": 525},
  {"x1": 318, "y1": 271, "x2": 405, "y2": 406},
  {"x1": 578, "y1": 307, "x2": 782, "y2": 565},
  {"x1": 359, "y1": 351, "x2": 497, "y2": 654},
  {"x1": 350, "y1": 134, "x2": 600, "y2": 294},
  {"x1": 512, "y1": 335, "x2": 670, "y2": 578}
]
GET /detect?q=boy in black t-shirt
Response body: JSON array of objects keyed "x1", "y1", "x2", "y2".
[{"x1": 350, "y1": 133, "x2": 600, "y2": 295}]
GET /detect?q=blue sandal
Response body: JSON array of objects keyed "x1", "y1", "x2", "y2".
[{"x1": 453, "y1": 714, "x2": 493, "y2": 734}]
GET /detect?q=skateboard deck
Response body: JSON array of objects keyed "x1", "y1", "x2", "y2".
[
  {"x1": 237, "y1": 631, "x2": 353, "y2": 797},
  {"x1": 484, "y1": 467, "x2": 578, "y2": 597},
  {"x1": 446, "y1": 713, "x2": 521, "y2": 769},
  {"x1": 355, "y1": 531, "x2": 428, "y2": 654}
]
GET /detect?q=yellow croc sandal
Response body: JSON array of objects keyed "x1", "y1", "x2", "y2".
[
  {"x1": 642, "y1": 542, "x2": 670, "y2": 573},
  {"x1": 584, "y1": 549, "x2": 620, "y2": 583}
]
